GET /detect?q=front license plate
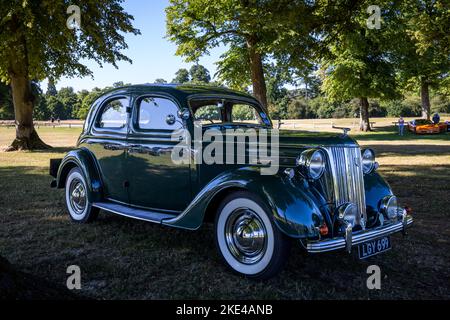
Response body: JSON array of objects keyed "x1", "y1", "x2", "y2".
[{"x1": 358, "y1": 236, "x2": 391, "y2": 259}]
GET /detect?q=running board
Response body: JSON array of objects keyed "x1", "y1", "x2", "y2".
[{"x1": 93, "y1": 202, "x2": 177, "y2": 223}]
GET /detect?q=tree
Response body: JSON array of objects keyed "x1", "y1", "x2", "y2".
[
  {"x1": 319, "y1": 1, "x2": 400, "y2": 131},
  {"x1": 189, "y1": 64, "x2": 210, "y2": 83},
  {"x1": 0, "y1": 1, "x2": 140, "y2": 150},
  {"x1": 166, "y1": 0, "x2": 303, "y2": 110},
  {"x1": 46, "y1": 78, "x2": 57, "y2": 96},
  {"x1": 0, "y1": 82, "x2": 14, "y2": 120},
  {"x1": 394, "y1": 0, "x2": 450, "y2": 120},
  {"x1": 154, "y1": 78, "x2": 168, "y2": 84},
  {"x1": 172, "y1": 68, "x2": 190, "y2": 83},
  {"x1": 76, "y1": 88, "x2": 107, "y2": 119},
  {"x1": 56, "y1": 87, "x2": 79, "y2": 119}
]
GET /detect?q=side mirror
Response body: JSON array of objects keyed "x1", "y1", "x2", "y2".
[
  {"x1": 166, "y1": 114, "x2": 176, "y2": 125},
  {"x1": 178, "y1": 109, "x2": 190, "y2": 120}
]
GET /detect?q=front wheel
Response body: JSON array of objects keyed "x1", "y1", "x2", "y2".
[
  {"x1": 65, "y1": 167, "x2": 99, "y2": 223},
  {"x1": 214, "y1": 191, "x2": 291, "y2": 279}
]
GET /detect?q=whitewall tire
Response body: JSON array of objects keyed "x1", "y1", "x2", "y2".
[
  {"x1": 65, "y1": 167, "x2": 99, "y2": 223},
  {"x1": 214, "y1": 191, "x2": 291, "y2": 279}
]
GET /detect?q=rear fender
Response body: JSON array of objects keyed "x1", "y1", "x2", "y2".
[{"x1": 55, "y1": 148, "x2": 103, "y2": 203}]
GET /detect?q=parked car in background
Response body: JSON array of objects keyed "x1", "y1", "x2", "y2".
[
  {"x1": 408, "y1": 119, "x2": 447, "y2": 134},
  {"x1": 49, "y1": 84, "x2": 413, "y2": 279}
]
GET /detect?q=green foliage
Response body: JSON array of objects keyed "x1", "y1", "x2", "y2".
[
  {"x1": 154, "y1": 78, "x2": 168, "y2": 84},
  {"x1": 189, "y1": 65, "x2": 210, "y2": 83},
  {"x1": 232, "y1": 104, "x2": 254, "y2": 120},
  {"x1": 46, "y1": 79, "x2": 57, "y2": 96},
  {"x1": 215, "y1": 45, "x2": 251, "y2": 90},
  {"x1": 0, "y1": 0, "x2": 140, "y2": 83},
  {"x1": 172, "y1": 68, "x2": 190, "y2": 83},
  {"x1": 77, "y1": 88, "x2": 108, "y2": 119},
  {"x1": 394, "y1": 0, "x2": 450, "y2": 90},
  {"x1": 0, "y1": 83, "x2": 13, "y2": 119},
  {"x1": 320, "y1": 0, "x2": 400, "y2": 102}
]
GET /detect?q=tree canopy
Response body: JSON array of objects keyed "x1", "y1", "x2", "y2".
[{"x1": 0, "y1": 0, "x2": 140, "y2": 150}]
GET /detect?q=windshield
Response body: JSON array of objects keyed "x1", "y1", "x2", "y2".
[
  {"x1": 190, "y1": 98, "x2": 271, "y2": 127},
  {"x1": 415, "y1": 119, "x2": 433, "y2": 125}
]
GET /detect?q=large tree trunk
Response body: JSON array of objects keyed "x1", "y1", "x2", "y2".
[
  {"x1": 246, "y1": 37, "x2": 268, "y2": 110},
  {"x1": 359, "y1": 97, "x2": 371, "y2": 131},
  {"x1": 4, "y1": 72, "x2": 50, "y2": 151},
  {"x1": 4, "y1": 16, "x2": 50, "y2": 152},
  {"x1": 420, "y1": 78, "x2": 431, "y2": 120}
]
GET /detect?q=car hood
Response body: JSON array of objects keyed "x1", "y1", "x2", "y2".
[
  {"x1": 266, "y1": 129, "x2": 359, "y2": 168},
  {"x1": 276, "y1": 129, "x2": 358, "y2": 148}
]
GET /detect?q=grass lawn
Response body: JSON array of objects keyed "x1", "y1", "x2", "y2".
[{"x1": 0, "y1": 125, "x2": 449, "y2": 299}]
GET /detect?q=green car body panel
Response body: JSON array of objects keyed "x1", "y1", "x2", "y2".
[{"x1": 52, "y1": 84, "x2": 403, "y2": 241}]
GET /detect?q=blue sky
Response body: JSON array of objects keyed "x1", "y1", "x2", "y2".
[{"x1": 54, "y1": 0, "x2": 227, "y2": 91}]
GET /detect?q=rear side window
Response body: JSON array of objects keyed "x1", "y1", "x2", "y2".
[
  {"x1": 97, "y1": 97, "x2": 128, "y2": 131},
  {"x1": 137, "y1": 97, "x2": 182, "y2": 130}
]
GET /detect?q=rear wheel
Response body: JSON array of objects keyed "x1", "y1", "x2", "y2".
[
  {"x1": 214, "y1": 191, "x2": 291, "y2": 279},
  {"x1": 65, "y1": 167, "x2": 99, "y2": 223}
]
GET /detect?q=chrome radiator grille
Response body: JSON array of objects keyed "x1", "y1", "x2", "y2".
[{"x1": 322, "y1": 146, "x2": 367, "y2": 228}]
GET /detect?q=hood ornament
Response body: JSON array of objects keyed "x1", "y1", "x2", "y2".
[{"x1": 332, "y1": 125, "x2": 351, "y2": 137}]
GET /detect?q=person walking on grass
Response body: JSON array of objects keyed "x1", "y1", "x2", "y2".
[
  {"x1": 433, "y1": 113, "x2": 440, "y2": 124},
  {"x1": 398, "y1": 116, "x2": 405, "y2": 136}
]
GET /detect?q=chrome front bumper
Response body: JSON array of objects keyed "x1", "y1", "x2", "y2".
[{"x1": 306, "y1": 215, "x2": 413, "y2": 253}]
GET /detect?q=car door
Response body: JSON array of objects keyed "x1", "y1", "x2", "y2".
[
  {"x1": 88, "y1": 95, "x2": 130, "y2": 203},
  {"x1": 126, "y1": 95, "x2": 191, "y2": 212}
]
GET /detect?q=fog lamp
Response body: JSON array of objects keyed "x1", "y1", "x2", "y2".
[
  {"x1": 337, "y1": 202, "x2": 358, "y2": 227},
  {"x1": 379, "y1": 195, "x2": 398, "y2": 220}
]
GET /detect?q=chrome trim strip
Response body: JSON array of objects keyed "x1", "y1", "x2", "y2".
[{"x1": 306, "y1": 216, "x2": 413, "y2": 253}]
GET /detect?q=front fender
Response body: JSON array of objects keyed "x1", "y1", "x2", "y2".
[
  {"x1": 55, "y1": 148, "x2": 103, "y2": 202},
  {"x1": 162, "y1": 167, "x2": 324, "y2": 239},
  {"x1": 364, "y1": 171, "x2": 394, "y2": 212}
]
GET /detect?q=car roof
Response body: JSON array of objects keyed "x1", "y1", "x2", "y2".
[{"x1": 103, "y1": 83, "x2": 258, "y2": 102}]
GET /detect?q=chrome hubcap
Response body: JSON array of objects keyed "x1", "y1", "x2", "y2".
[
  {"x1": 69, "y1": 178, "x2": 86, "y2": 215},
  {"x1": 225, "y1": 209, "x2": 267, "y2": 264}
]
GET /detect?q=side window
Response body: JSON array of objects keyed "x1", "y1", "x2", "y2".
[
  {"x1": 97, "y1": 97, "x2": 128, "y2": 131},
  {"x1": 231, "y1": 103, "x2": 264, "y2": 125},
  {"x1": 137, "y1": 97, "x2": 182, "y2": 130},
  {"x1": 193, "y1": 105, "x2": 222, "y2": 124}
]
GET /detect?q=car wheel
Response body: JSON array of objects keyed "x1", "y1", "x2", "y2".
[
  {"x1": 214, "y1": 191, "x2": 291, "y2": 279},
  {"x1": 65, "y1": 167, "x2": 99, "y2": 223}
]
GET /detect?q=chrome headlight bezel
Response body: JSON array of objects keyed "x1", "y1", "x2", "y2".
[
  {"x1": 296, "y1": 149, "x2": 325, "y2": 180},
  {"x1": 337, "y1": 202, "x2": 358, "y2": 227},
  {"x1": 379, "y1": 195, "x2": 398, "y2": 220},
  {"x1": 361, "y1": 148, "x2": 376, "y2": 174}
]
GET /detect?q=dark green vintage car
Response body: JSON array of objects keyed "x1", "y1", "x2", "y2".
[{"x1": 50, "y1": 84, "x2": 413, "y2": 279}]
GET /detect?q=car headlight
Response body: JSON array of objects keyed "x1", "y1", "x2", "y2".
[
  {"x1": 362, "y1": 148, "x2": 376, "y2": 174},
  {"x1": 296, "y1": 149, "x2": 325, "y2": 180},
  {"x1": 337, "y1": 202, "x2": 358, "y2": 227},
  {"x1": 379, "y1": 195, "x2": 398, "y2": 220}
]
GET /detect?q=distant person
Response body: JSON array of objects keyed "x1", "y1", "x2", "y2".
[
  {"x1": 432, "y1": 113, "x2": 440, "y2": 124},
  {"x1": 398, "y1": 116, "x2": 405, "y2": 136},
  {"x1": 50, "y1": 116, "x2": 54, "y2": 123},
  {"x1": 57, "y1": 117, "x2": 61, "y2": 125}
]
